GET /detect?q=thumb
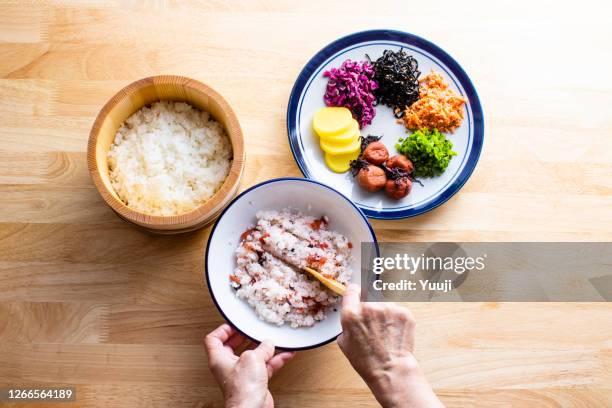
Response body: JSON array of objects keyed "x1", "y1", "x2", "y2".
[{"x1": 252, "y1": 339, "x2": 275, "y2": 362}]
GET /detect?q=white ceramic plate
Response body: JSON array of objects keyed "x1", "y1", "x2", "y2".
[
  {"x1": 287, "y1": 30, "x2": 484, "y2": 219},
  {"x1": 205, "y1": 178, "x2": 378, "y2": 350}
]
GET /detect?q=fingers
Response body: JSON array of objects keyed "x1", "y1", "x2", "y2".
[
  {"x1": 225, "y1": 331, "x2": 248, "y2": 352},
  {"x1": 251, "y1": 339, "x2": 276, "y2": 362},
  {"x1": 205, "y1": 324, "x2": 239, "y2": 374},
  {"x1": 342, "y1": 284, "x2": 361, "y2": 313},
  {"x1": 204, "y1": 324, "x2": 235, "y2": 352},
  {"x1": 341, "y1": 284, "x2": 362, "y2": 327},
  {"x1": 393, "y1": 304, "x2": 416, "y2": 326},
  {"x1": 266, "y1": 351, "x2": 295, "y2": 378}
]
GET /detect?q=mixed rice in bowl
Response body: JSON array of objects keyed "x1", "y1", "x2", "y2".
[
  {"x1": 205, "y1": 178, "x2": 378, "y2": 350},
  {"x1": 232, "y1": 210, "x2": 353, "y2": 328}
]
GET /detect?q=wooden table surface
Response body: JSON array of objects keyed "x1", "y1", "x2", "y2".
[{"x1": 1, "y1": 1, "x2": 611, "y2": 407}]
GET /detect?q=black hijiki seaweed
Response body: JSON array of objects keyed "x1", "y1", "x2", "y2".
[
  {"x1": 367, "y1": 48, "x2": 420, "y2": 117},
  {"x1": 349, "y1": 157, "x2": 370, "y2": 177}
]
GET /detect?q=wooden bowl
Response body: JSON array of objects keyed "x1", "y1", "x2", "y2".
[{"x1": 87, "y1": 75, "x2": 245, "y2": 234}]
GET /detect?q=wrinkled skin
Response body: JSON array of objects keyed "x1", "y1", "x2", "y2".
[
  {"x1": 205, "y1": 324, "x2": 295, "y2": 408},
  {"x1": 337, "y1": 285, "x2": 445, "y2": 408},
  {"x1": 205, "y1": 287, "x2": 444, "y2": 408}
]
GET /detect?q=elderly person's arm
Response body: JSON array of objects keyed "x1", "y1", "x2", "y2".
[{"x1": 337, "y1": 284, "x2": 445, "y2": 408}]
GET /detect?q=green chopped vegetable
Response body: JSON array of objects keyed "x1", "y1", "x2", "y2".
[{"x1": 395, "y1": 128, "x2": 456, "y2": 178}]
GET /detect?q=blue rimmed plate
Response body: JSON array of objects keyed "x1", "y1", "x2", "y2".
[{"x1": 287, "y1": 30, "x2": 484, "y2": 219}]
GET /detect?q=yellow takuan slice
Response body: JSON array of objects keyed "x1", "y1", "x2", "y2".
[
  {"x1": 320, "y1": 136, "x2": 361, "y2": 155},
  {"x1": 312, "y1": 107, "x2": 353, "y2": 138},
  {"x1": 320, "y1": 119, "x2": 359, "y2": 144},
  {"x1": 324, "y1": 150, "x2": 361, "y2": 173}
]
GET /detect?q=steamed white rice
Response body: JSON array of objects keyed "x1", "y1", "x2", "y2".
[
  {"x1": 107, "y1": 101, "x2": 232, "y2": 216},
  {"x1": 231, "y1": 209, "x2": 352, "y2": 328}
]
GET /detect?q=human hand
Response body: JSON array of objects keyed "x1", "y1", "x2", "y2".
[
  {"x1": 337, "y1": 284, "x2": 444, "y2": 408},
  {"x1": 205, "y1": 324, "x2": 295, "y2": 408}
]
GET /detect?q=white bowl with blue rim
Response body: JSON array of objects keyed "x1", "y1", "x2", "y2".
[
  {"x1": 287, "y1": 29, "x2": 484, "y2": 219},
  {"x1": 205, "y1": 177, "x2": 378, "y2": 350}
]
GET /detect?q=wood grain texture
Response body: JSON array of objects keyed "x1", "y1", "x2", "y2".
[{"x1": 0, "y1": 0, "x2": 611, "y2": 407}]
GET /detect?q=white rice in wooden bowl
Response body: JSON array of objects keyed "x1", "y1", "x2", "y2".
[
  {"x1": 107, "y1": 101, "x2": 232, "y2": 216},
  {"x1": 230, "y1": 209, "x2": 353, "y2": 328}
]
